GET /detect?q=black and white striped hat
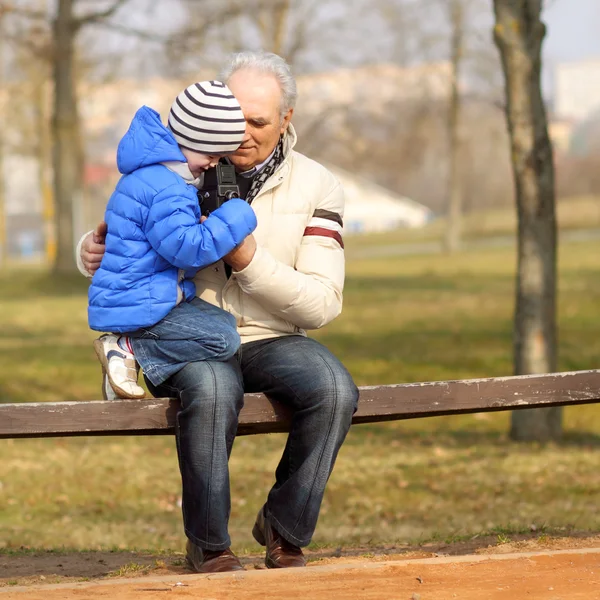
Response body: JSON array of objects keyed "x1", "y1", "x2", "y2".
[{"x1": 167, "y1": 80, "x2": 246, "y2": 154}]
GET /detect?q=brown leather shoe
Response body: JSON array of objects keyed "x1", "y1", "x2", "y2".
[
  {"x1": 252, "y1": 507, "x2": 306, "y2": 568},
  {"x1": 185, "y1": 539, "x2": 244, "y2": 573}
]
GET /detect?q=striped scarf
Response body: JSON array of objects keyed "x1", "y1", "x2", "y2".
[{"x1": 244, "y1": 138, "x2": 285, "y2": 204}]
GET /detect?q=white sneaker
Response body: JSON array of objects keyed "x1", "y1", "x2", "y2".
[
  {"x1": 93, "y1": 334, "x2": 146, "y2": 399},
  {"x1": 102, "y1": 370, "x2": 118, "y2": 401}
]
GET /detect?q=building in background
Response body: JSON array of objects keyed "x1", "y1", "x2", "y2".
[
  {"x1": 330, "y1": 166, "x2": 434, "y2": 234},
  {"x1": 0, "y1": 63, "x2": 450, "y2": 261},
  {"x1": 548, "y1": 118, "x2": 575, "y2": 156},
  {"x1": 554, "y1": 59, "x2": 600, "y2": 122},
  {"x1": 548, "y1": 59, "x2": 600, "y2": 162}
]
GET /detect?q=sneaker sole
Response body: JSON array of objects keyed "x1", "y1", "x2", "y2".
[
  {"x1": 101, "y1": 369, "x2": 119, "y2": 401},
  {"x1": 93, "y1": 339, "x2": 146, "y2": 399}
]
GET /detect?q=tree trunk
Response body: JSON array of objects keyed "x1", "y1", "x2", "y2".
[
  {"x1": 35, "y1": 79, "x2": 56, "y2": 265},
  {"x1": 257, "y1": 0, "x2": 291, "y2": 58},
  {"x1": 444, "y1": 0, "x2": 464, "y2": 254},
  {"x1": 52, "y1": 0, "x2": 83, "y2": 273},
  {"x1": 0, "y1": 11, "x2": 6, "y2": 267},
  {"x1": 493, "y1": 0, "x2": 560, "y2": 441}
]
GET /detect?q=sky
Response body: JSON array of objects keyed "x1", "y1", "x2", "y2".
[
  {"x1": 543, "y1": 0, "x2": 600, "y2": 67},
  {"x1": 67, "y1": 0, "x2": 600, "y2": 99}
]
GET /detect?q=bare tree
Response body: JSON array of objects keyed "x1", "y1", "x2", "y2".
[
  {"x1": 0, "y1": 9, "x2": 6, "y2": 267},
  {"x1": 168, "y1": 0, "x2": 358, "y2": 77},
  {"x1": 493, "y1": 0, "x2": 559, "y2": 441},
  {"x1": 0, "y1": 3, "x2": 52, "y2": 265},
  {"x1": 52, "y1": 0, "x2": 135, "y2": 274},
  {"x1": 1, "y1": 0, "x2": 138, "y2": 272},
  {"x1": 254, "y1": 0, "x2": 291, "y2": 58},
  {"x1": 248, "y1": 0, "x2": 331, "y2": 68},
  {"x1": 9, "y1": 49, "x2": 54, "y2": 262},
  {"x1": 444, "y1": 0, "x2": 465, "y2": 253}
]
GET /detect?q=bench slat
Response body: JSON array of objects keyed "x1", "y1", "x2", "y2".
[{"x1": 1, "y1": 370, "x2": 600, "y2": 439}]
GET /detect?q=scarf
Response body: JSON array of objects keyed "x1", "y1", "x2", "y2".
[{"x1": 243, "y1": 138, "x2": 285, "y2": 204}]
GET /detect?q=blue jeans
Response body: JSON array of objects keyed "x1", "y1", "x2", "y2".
[
  {"x1": 147, "y1": 335, "x2": 359, "y2": 551},
  {"x1": 128, "y1": 297, "x2": 239, "y2": 386}
]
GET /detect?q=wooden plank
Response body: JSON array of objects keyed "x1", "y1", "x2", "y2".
[{"x1": 1, "y1": 370, "x2": 600, "y2": 439}]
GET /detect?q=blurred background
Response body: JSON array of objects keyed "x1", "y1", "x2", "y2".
[
  {"x1": 0, "y1": 0, "x2": 599, "y2": 557},
  {"x1": 0, "y1": 0, "x2": 599, "y2": 262}
]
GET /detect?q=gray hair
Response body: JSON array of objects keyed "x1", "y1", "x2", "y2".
[{"x1": 219, "y1": 51, "x2": 298, "y2": 121}]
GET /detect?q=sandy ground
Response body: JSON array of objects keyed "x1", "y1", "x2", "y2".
[{"x1": 1, "y1": 536, "x2": 599, "y2": 600}]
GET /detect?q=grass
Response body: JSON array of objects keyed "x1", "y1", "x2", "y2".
[
  {"x1": 0, "y1": 232, "x2": 599, "y2": 553},
  {"x1": 107, "y1": 562, "x2": 152, "y2": 577},
  {"x1": 343, "y1": 194, "x2": 600, "y2": 251}
]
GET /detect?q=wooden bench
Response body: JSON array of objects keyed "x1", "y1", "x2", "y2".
[{"x1": 2, "y1": 370, "x2": 600, "y2": 439}]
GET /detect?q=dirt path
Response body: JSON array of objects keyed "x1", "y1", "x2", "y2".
[{"x1": 1, "y1": 548, "x2": 599, "y2": 600}]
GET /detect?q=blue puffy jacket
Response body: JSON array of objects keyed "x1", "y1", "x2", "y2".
[{"x1": 88, "y1": 106, "x2": 257, "y2": 333}]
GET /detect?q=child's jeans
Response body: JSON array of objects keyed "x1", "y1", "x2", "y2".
[{"x1": 127, "y1": 297, "x2": 240, "y2": 386}]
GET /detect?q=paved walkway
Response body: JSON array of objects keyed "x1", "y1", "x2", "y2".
[{"x1": 2, "y1": 548, "x2": 599, "y2": 600}]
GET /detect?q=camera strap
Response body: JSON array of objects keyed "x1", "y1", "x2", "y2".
[{"x1": 198, "y1": 140, "x2": 284, "y2": 278}]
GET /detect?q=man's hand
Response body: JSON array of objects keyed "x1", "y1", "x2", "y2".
[
  {"x1": 223, "y1": 234, "x2": 257, "y2": 272},
  {"x1": 82, "y1": 221, "x2": 107, "y2": 275}
]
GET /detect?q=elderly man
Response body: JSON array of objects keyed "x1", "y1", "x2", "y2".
[{"x1": 78, "y1": 51, "x2": 359, "y2": 573}]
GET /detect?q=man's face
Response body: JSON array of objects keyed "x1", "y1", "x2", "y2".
[{"x1": 227, "y1": 69, "x2": 293, "y2": 172}]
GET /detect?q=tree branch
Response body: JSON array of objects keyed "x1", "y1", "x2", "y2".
[
  {"x1": 73, "y1": 0, "x2": 130, "y2": 30},
  {"x1": 87, "y1": 20, "x2": 168, "y2": 43},
  {"x1": 2, "y1": 28, "x2": 51, "y2": 60}
]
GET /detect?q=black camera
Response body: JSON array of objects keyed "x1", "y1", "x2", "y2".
[
  {"x1": 198, "y1": 163, "x2": 240, "y2": 217},
  {"x1": 216, "y1": 163, "x2": 240, "y2": 205}
]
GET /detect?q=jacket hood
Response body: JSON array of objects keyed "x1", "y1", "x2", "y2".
[{"x1": 117, "y1": 106, "x2": 186, "y2": 175}]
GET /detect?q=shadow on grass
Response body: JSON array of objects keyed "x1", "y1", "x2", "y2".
[
  {"x1": 560, "y1": 430, "x2": 600, "y2": 447},
  {"x1": 344, "y1": 272, "x2": 513, "y2": 296},
  {"x1": 347, "y1": 421, "x2": 600, "y2": 449},
  {"x1": 319, "y1": 327, "x2": 512, "y2": 361}
]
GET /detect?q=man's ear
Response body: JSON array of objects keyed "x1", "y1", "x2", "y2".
[{"x1": 280, "y1": 108, "x2": 293, "y2": 135}]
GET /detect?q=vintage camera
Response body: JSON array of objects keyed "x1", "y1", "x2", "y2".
[
  {"x1": 198, "y1": 163, "x2": 240, "y2": 216},
  {"x1": 216, "y1": 163, "x2": 240, "y2": 204}
]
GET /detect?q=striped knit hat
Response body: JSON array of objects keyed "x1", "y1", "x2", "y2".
[{"x1": 167, "y1": 80, "x2": 246, "y2": 154}]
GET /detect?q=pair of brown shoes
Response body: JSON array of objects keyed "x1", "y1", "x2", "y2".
[
  {"x1": 186, "y1": 507, "x2": 306, "y2": 573},
  {"x1": 252, "y1": 506, "x2": 307, "y2": 569}
]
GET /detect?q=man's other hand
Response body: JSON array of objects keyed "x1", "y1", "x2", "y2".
[
  {"x1": 82, "y1": 221, "x2": 107, "y2": 275},
  {"x1": 223, "y1": 234, "x2": 257, "y2": 272}
]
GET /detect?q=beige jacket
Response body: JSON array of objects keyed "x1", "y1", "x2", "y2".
[{"x1": 77, "y1": 124, "x2": 346, "y2": 343}]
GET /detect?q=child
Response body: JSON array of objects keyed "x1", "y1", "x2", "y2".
[{"x1": 88, "y1": 80, "x2": 256, "y2": 400}]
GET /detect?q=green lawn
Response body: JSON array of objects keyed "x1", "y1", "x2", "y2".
[
  {"x1": 343, "y1": 194, "x2": 600, "y2": 251},
  {"x1": 0, "y1": 237, "x2": 599, "y2": 553}
]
